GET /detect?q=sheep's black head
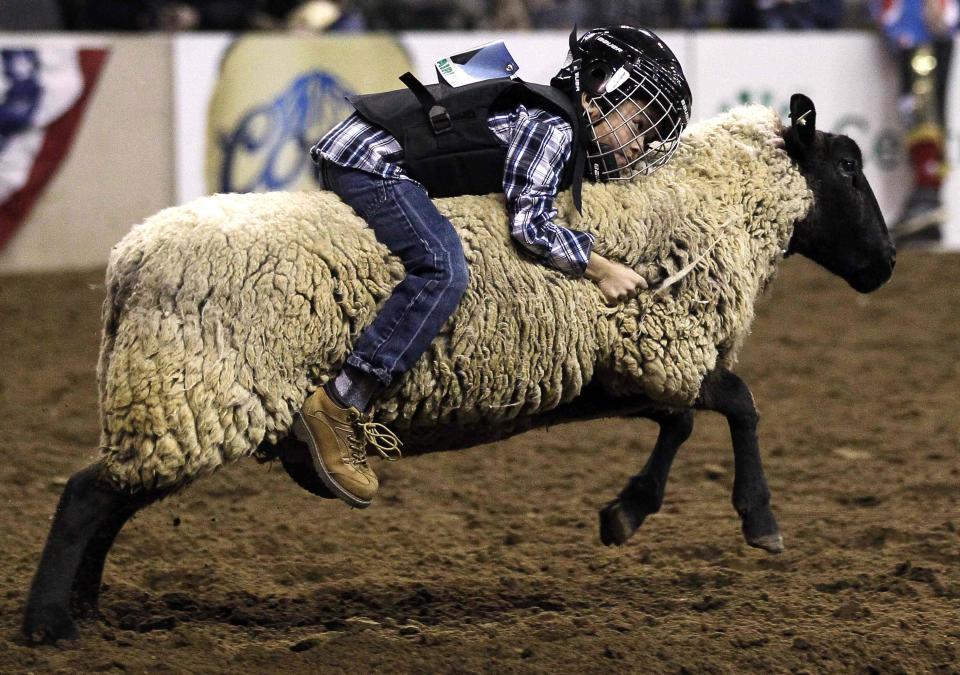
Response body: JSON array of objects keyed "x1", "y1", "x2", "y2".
[{"x1": 784, "y1": 94, "x2": 895, "y2": 293}]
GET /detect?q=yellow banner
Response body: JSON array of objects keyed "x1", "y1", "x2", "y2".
[{"x1": 206, "y1": 35, "x2": 411, "y2": 194}]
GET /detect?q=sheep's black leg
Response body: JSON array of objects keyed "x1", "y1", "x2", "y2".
[
  {"x1": 69, "y1": 510, "x2": 132, "y2": 617},
  {"x1": 23, "y1": 462, "x2": 137, "y2": 643},
  {"x1": 71, "y1": 485, "x2": 164, "y2": 616},
  {"x1": 695, "y1": 368, "x2": 783, "y2": 554},
  {"x1": 599, "y1": 409, "x2": 695, "y2": 546}
]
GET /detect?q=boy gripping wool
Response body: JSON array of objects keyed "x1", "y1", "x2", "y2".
[{"x1": 300, "y1": 26, "x2": 693, "y2": 507}]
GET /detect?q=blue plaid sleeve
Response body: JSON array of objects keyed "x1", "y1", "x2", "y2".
[
  {"x1": 501, "y1": 109, "x2": 595, "y2": 277},
  {"x1": 310, "y1": 112, "x2": 407, "y2": 181}
]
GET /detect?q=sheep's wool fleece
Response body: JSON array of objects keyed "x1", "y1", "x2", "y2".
[{"x1": 99, "y1": 105, "x2": 811, "y2": 491}]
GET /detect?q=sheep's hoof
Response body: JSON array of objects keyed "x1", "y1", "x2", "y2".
[
  {"x1": 747, "y1": 532, "x2": 785, "y2": 554},
  {"x1": 741, "y1": 508, "x2": 784, "y2": 554},
  {"x1": 22, "y1": 604, "x2": 79, "y2": 645},
  {"x1": 599, "y1": 499, "x2": 646, "y2": 546}
]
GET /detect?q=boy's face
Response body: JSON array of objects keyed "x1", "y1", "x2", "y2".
[{"x1": 581, "y1": 94, "x2": 656, "y2": 170}]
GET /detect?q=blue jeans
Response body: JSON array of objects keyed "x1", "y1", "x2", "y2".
[{"x1": 320, "y1": 161, "x2": 469, "y2": 386}]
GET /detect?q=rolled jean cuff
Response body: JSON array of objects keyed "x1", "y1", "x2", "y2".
[{"x1": 345, "y1": 354, "x2": 392, "y2": 387}]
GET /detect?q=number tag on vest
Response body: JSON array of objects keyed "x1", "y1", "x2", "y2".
[{"x1": 435, "y1": 41, "x2": 520, "y2": 87}]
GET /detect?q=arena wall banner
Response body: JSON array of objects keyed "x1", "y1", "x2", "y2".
[
  {"x1": 0, "y1": 40, "x2": 109, "y2": 253},
  {"x1": 0, "y1": 35, "x2": 174, "y2": 274},
  {"x1": 173, "y1": 34, "x2": 233, "y2": 207},
  {"x1": 174, "y1": 34, "x2": 412, "y2": 204}
]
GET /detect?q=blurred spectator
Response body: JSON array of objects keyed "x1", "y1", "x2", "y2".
[
  {"x1": 873, "y1": 0, "x2": 957, "y2": 247},
  {"x1": 728, "y1": 0, "x2": 844, "y2": 28},
  {"x1": 263, "y1": 0, "x2": 367, "y2": 31},
  {"x1": 63, "y1": 1, "x2": 261, "y2": 31},
  {"x1": 0, "y1": 0, "x2": 64, "y2": 30},
  {"x1": 486, "y1": 0, "x2": 587, "y2": 29},
  {"x1": 1, "y1": 0, "x2": 897, "y2": 32},
  {"x1": 485, "y1": 0, "x2": 535, "y2": 29},
  {"x1": 354, "y1": 0, "x2": 484, "y2": 29},
  {"x1": 584, "y1": 0, "x2": 685, "y2": 29},
  {"x1": 686, "y1": 0, "x2": 737, "y2": 28}
]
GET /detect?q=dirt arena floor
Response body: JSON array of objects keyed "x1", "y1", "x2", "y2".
[{"x1": 1, "y1": 252, "x2": 958, "y2": 673}]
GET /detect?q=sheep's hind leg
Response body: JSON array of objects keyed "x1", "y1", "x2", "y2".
[
  {"x1": 695, "y1": 368, "x2": 783, "y2": 554},
  {"x1": 600, "y1": 409, "x2": 694, "y2": 546},
  {"x1": 23, "y1": 462, "x2": 142, "y2": 643},
  {"x1": 71, "y1": 486, "x2": 165, "y2": 616}
]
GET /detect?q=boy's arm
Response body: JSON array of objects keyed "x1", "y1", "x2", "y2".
[
  {"x1": 502, "y1": 110, "x2": 595, "y2": 277},
  {"x1": 503, "y1": 110, "x2": 646, "y2": 303}
]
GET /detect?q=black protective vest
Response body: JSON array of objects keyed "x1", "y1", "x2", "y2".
[{"x1": 349, "y1": 76, "x2": 581, "y2": 199}]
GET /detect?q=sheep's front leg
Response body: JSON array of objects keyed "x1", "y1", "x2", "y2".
[
  {"x1": 599, "y1": 409, "x2": 694, "y2": 546},
  {"x1": 695, "y1": 368, "x2": 783, "y2": 554}
]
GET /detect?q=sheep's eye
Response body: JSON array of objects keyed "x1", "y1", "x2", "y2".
[{"x1": 839, "y1": 158, "x2": 858, "y2": 172}]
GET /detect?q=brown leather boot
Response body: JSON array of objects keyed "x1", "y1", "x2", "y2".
[{"x1": 291, "y1": 387, "x2": 401, "y2": 508}]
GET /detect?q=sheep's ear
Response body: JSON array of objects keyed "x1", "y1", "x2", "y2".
[{"x1": 789, "y1": 93, "x2": 816, "y2": 147}]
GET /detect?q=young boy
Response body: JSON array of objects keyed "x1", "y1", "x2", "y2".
[{"x1": 295, "y1": 26, "x2": 692, "y2": 508}]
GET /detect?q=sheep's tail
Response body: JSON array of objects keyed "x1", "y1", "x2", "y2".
[{"x1": 652, "y1": 216, "x2": 735, "y2": 295}]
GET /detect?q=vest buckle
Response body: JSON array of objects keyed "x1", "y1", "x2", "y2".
[{"x1": 428, "y1": 105, "x2": 452, "y2": 134}]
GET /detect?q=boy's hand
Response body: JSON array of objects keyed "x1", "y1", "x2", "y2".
[{"x1": 584, "y1": 252, "x2": 648, "y2": 304}]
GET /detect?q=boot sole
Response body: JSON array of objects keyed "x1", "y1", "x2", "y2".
[{"x1": 291, "y1": 413, "x2": 372, "y2": 509}]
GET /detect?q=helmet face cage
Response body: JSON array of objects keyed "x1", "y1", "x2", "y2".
[
  {"x1": 554, "y1": 26, "x2": 692, "y2": 182},
  {"x1": 583, "y1": 63, "x2": 685, "y2": 181}
]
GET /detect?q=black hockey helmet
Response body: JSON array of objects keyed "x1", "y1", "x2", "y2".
[{"x1": 552, "y1": 26, "x2": 692, "y2": 182}]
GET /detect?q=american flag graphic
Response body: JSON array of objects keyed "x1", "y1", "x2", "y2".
[{"x1": 0, "y1": 46, "x2": 108, "y2": 251}]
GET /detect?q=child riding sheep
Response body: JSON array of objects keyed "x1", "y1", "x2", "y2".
[{"x1": 300, "y1": 26, "x2": 693, "y2": 508}]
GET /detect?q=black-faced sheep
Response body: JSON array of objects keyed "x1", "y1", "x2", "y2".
[{"x1": 23, "y1": 95, "x2": 894, "y2": 643}]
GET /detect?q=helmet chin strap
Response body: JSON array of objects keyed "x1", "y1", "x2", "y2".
[
  {"x1": 571, "y1": 144, "x2": 586, "y2": 214},
  {"x1": 571, "y1": 106, "x2": 624, "y2": 212}
]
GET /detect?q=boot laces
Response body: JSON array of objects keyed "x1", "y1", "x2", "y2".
[{"x1": 347, "y1": 415, "x2": 402, "y2": 466}]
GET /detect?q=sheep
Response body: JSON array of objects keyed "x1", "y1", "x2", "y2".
[{"x1": 23, "y1": 94, "x2": 894, "y2": 644}]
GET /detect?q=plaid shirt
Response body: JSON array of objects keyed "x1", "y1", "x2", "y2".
[{"x1": 311, "y1": 105, "x2": 594, "y2": 277}]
